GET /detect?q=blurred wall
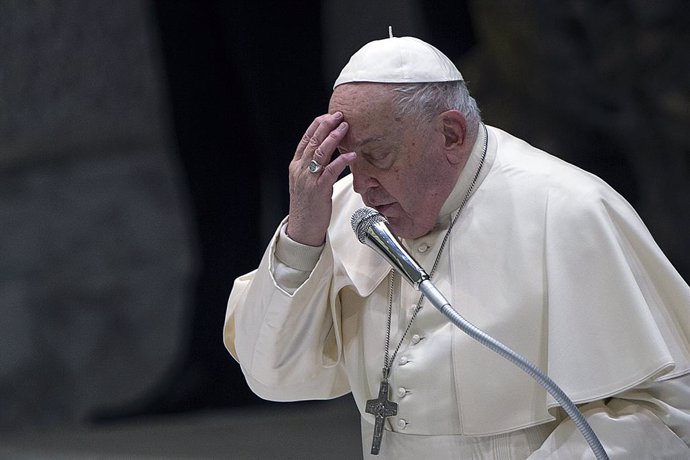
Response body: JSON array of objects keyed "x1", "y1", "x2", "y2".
[{"x1": 0, "y1": 2, "x2": 195, "y2": 430}]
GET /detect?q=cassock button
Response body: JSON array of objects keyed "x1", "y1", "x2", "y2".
[
  {"x1": 411, "y1": 334, "x2": 421, "y2": 345},
  {"x1": 397, "y1": 419, "x2": 408, "y2": 430},
  {"x1": 417, "y1": 243, "x2": 430, "y2": 253},
  {"x1": 397, "y1": 387, "x2": 407, "y2": 398},
  {"x1": 399, "y1": 356, "x2": 409, "y2": 365}
]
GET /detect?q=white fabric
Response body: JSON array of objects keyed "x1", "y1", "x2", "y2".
[
  {"x1": 361, "y1": 416, "x2": 556, "y2": 459},
  {"x1": 333, "y1": 36, "x2": 463, "y2": 89},
  {"x1": 224, "y1": 125, "x2": 690, "y2": 457},
  {"x1": 529, "y1": 374, "x2": 690, "y2": 459}
]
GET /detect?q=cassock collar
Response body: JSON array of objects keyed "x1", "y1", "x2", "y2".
[{"x1": 436, "y1": 123, "x2": 496, "y2": 229}]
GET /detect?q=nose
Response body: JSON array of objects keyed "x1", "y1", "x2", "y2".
[{"x1": 350, "y1": 158, "x2": 379, "y2": 194}]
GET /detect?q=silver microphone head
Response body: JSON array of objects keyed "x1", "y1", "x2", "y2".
[
  {"x1": 350, "y1": 206, "x2": 429, "y2": 288},
  {"x1": 351, "y1": 207, "x2": 388, "y2": 243}
]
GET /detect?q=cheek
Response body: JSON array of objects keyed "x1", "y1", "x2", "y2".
[
  {"x1": 381, "y1": 168, "x2": 417, "y2": 208},
  {"x1": 398, "y1": 164, "x2": 441, "y2": 210}
]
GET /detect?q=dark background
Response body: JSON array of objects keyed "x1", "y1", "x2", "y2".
[{"x1": 1, "y1": 0, "x2": 688, "y2": 436}]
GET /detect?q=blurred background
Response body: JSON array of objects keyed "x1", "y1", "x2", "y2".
[{"x1": 1, "y1": 0, "x2": 688, "y2": 458}]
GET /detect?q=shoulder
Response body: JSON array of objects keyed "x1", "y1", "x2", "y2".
[{"x1": 487, "y1": 126, "x2": 631, "y2": 216}]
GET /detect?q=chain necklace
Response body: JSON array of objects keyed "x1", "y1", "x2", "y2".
[{"x1": 365, "y1": 124, "x2": 488, "y2": 455}]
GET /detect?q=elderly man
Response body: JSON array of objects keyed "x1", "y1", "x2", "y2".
[{"x1": 224, "y1": 35, "x2": 690, "y2": 458}]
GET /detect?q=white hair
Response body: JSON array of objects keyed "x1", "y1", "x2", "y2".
[{"x1": 389, "y1": 81, "x2": 482, "y2": 134}]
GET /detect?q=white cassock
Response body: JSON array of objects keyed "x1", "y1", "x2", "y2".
[{"x1": 224, "y1": 125, "x2": 690, "y2": 459}]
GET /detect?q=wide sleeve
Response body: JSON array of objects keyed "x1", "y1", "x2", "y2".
[
  {"x1": 528, "y1": 373, "x2": 690, "y2": 458},
  {"x1": 223, "y1": 222, "x2": 350, "y2": 402}
]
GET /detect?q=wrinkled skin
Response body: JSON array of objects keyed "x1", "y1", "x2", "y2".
[{"x1": 287, "y1": 83, "x2": 473, "y2": 245}]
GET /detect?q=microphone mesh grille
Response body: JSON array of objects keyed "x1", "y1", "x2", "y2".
[{"x1": 350, "y1": 207, "x2": 387, "y2": 243}]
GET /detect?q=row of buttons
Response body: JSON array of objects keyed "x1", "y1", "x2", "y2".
[
  {"x1": 394, "y1": 329, "x2": 425, "y2": 431},
  {"x1": 398, "y1": 333, "x2": 423, "y2": 366},
  {"x1": 395, "y1": 237, "x2": 432, "y2": 433}
]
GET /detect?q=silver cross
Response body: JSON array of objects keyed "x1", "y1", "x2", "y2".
[{"x1": 365, "y1": 380, "x2": 398, "y2": 455}]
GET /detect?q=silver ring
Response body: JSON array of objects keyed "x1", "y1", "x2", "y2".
[{"x1": 308, "y1": 159, "x2": 324, "y2": 174}]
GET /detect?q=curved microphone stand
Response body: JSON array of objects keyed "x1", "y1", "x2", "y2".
[
  {"x1": 351, "y1": 207, "x2": 609, "y2": 460},
  {"x1": 420, "y1": 280, "x2": 608, "y2": 460}
]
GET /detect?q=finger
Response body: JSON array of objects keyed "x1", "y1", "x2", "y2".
[
  {"x1": 294, "y1": 117, "x2": 321, "y2": 161},
  {"x1": 307, "y1": 112, "x2": 344, "y2": 158},
  {"x1": 295, "y1": 112, "x2": 343, "y2": 159},
  {"x1": 313, "y1": 121, "x2": 348, "y2": 166},
  {"x1": 319, "y1": 151, "x2": 356, "y2": 183}
]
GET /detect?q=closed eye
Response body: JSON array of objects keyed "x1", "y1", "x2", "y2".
[{"x1": 362, "y1": 150, "x2": 394, "y2": 169}]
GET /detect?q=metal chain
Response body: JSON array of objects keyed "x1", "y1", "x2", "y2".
[{"x1": 382, "y1": 124, "x2": 488, "y2": 380}]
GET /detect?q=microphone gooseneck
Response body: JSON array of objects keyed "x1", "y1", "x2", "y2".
[{"x1": 350, "y1": 206, "x2": 609, "y2": 460}]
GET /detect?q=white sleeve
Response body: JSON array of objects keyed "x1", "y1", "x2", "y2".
[
  {"x1": 272, "y1": 222, "x2": 323, "y2": 293},
  {"x1": 528, "y1": 373, "x2": 690, "y2": 459},
  {"x1": 224, "y1": 220, "x2": 349, "y2": 402}
]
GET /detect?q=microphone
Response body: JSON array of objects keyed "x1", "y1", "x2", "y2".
[{"x1": 350, "y1": 207, "x2": 429, "y2": 289}]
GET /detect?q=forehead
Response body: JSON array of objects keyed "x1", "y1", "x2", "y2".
[
  {"x1": 329, "y1": 83, "x2": 398, "y2": 116},
  {"x1": 328, "y1": 84, "x2": 402, "y2": 148}
]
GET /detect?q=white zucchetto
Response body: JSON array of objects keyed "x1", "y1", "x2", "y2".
[{"x1": 333, "y1": 36, "x2": 464, "y2": 89}]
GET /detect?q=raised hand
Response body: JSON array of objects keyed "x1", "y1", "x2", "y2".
[{"x1": 287, "y1": 111, "x2": 356, "y2": 246}]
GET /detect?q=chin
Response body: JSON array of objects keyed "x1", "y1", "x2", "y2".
[
  {"x1": 383, "y1": 217, "x2": 403, "y2": 236},
  {"x1": 380, "y1": 206, "x2": 433, "y2": 239},
  {"x1": 386, "y1": 219, "x2": 421, "y2": 240},
  {"x1": 393, "y1": 219, "x2": 437, "y2": 240}
]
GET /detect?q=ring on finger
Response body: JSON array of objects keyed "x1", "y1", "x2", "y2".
[{"x1": 308, "y1": 159, "x2": 324, "y2": 174}]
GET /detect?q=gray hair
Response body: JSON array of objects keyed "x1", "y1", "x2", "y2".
[{"x1": 389, "y1": 81, "x2": 482, "y2": 134}]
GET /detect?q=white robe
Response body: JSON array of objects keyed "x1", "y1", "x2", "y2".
[{"x1": 225, "y1": 126, "x2": 690, "y2": 458}]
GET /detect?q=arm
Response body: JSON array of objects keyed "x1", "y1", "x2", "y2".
[
  {"x1": 528, "y1": 373, "x2": 690, "y2": 459},
  {"x1": 223, "y1": 112, "x2": 356, "y2": 401},
  {"x1": 224, "y1": 223, "x2": 349, "y2": 401}
]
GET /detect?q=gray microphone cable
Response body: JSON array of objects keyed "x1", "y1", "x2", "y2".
[{"x1": 352, "y1": 207, "x2": 609, "y2": 460}]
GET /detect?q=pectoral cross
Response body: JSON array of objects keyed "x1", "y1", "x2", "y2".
[{"x1": 365, "y1": 380, "x2": 398, "y2": 455}]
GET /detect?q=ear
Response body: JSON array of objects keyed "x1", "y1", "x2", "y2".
[{"x1": 438, "y1": 110, "x2": 467, "y2": 165}]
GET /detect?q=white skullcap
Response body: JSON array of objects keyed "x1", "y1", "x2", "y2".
[{"x1": 333, "y1": 35, "x2": 463, "y2": 89}]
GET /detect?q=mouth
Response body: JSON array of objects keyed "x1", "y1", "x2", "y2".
[
  {"x1": 372, "y1": 203, "x2": 393, "y2": 215},
  {"x1": 362, "y1": 194, "x2": 396, "y2": 216}
]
